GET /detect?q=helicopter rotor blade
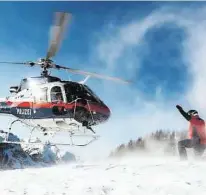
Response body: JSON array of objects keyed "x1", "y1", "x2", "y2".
[
  {"x1": 54, "y1": 64, "x2": 132, "y2": 84},
  {"x1": 0, "y1": 12, "x2": 132, "y2": 84},
  {"x1": 46, "y1": 12, "x2": 72, "y2": 60},
  {"x1": 0, "y1": 61, "x2": 37, "y2": 66}
]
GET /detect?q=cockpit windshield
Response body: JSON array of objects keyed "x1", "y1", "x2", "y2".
[
  {"x1": 64, "y1": 82, "x2": 102, "y2": 103},
  {"x1": 83, "y1": 84, "x2": 102, "y2": 102}
]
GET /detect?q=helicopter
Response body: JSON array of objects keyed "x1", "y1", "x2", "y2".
[{"x1": 0, "y1": 12, "x2": 131, "y2": 146}]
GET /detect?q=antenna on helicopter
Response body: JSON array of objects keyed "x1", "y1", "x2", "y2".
[
  {"x1": 79, "y1": 75, "x2": 91, "y2": 84},
  {"x1": 0, "y1": 12, "x2": 132, "y2": 84}
]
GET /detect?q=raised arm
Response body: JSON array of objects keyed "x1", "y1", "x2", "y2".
[{"x1": 176, "y1": 105, "x2": 191, "y2": 121}]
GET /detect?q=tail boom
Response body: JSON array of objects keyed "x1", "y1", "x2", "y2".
[{"x1": 0, "y1": 99, "x2": 12, "y2": 115}]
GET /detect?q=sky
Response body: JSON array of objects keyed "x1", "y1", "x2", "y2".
[{"x1": 1, "y1": 1, "x2": 206, "y2": 159}]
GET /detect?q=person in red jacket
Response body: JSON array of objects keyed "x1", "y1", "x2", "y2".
[{"x1": 176, "y1": 105, "x2": 206, "y2": 160}]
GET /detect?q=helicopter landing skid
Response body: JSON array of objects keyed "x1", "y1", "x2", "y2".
[
  {"x1": 2, "y1": 119, "x2": 100, "y2": 147},
  {"x1": 1, "y1": 134, "x2": 100, "y2": 147}
]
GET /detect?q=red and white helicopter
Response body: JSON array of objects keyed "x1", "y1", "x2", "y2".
[{"x1": 0, "y1": 12, "x2": 131, "y2": 146}]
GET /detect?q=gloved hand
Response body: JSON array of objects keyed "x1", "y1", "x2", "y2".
[{"x1": 176, "y1": 105, "x2": 182, "y2": 110}]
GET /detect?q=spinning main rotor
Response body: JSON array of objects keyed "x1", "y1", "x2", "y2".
[{"x1": 0, "y1": 12, "x2": 131, "y2": 84}]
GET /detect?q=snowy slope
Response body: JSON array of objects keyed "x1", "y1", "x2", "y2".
[
  {"x1": 0, "y1": 156, "x2": 206, "y2": 195},
  {"x1": 0, "y1": 130, "x2": 76, "y2": 169}
]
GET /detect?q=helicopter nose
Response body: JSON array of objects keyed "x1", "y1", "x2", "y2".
[
  {"x1": 88, "y1": 103, "x2": 111, "y2": 123},
  {"x1": 105, "y1": 105, "x2": 111, "y2": 117},
  {"x1": 99, "y1": 104, "x2": 111, "y2": 122},
  {"x1": 102, "y1": 104, "x2": 111, "y2": 118}
]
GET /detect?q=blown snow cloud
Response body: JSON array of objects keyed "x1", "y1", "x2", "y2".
[{"x1": 74, "y1": 5, "x2": 206, "y2": 159}]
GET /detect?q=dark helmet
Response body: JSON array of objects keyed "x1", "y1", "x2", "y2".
[{"x1": 187, "y1": 109, "x2": 198, "y2": 116}]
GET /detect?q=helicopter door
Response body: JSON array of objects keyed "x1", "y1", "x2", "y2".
[
  {"x1": 50, "y1": 86, "x2": 66, "y2": 116},
  {"x1": 32, "y1": 87, "x2": 48, "y2": 117}
]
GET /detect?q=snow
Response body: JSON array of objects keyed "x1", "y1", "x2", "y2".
[
  {"x1": 0, "y1": 130, "x2": 76, "y2": 169},
  {"x1": 0, "y1": 155, "x2": 205, "y2": 195},
  {"x1": 0, "y1": 131, "x2": 204, "y2": 195}
]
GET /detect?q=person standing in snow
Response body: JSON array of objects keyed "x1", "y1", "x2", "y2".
[{"x1": 176, "y1": 105, "x2": 206, "y2": 160}]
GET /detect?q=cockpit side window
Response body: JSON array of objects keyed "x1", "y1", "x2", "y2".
[{"x1": 50, "y1": 86, "x2": 63, "y2": 103}]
